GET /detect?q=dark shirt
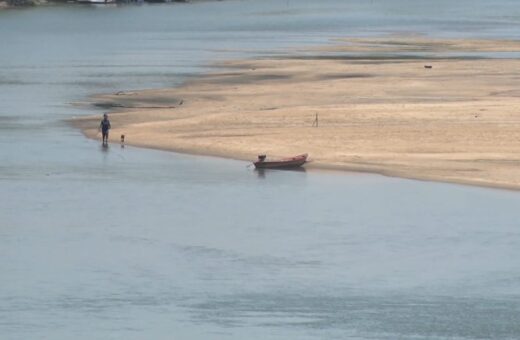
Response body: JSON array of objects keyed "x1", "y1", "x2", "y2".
[{"x1": 100, "y1": 119, "x2": 111, "y2": 132}]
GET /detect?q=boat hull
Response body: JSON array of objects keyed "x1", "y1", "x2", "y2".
[{"x1": 253, "y1": 154, "x2": 308, "y2": 169}]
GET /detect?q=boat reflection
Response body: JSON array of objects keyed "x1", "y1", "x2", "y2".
[{"x1": 255, "y1": 167, "x2": 307, "y2": 179}]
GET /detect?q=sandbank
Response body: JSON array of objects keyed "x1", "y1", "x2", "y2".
[{"x1": 72, "y1": 37, "x2": 520, "y2": 190}]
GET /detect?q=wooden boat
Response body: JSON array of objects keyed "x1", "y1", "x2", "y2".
[{"x1": 253, "y1": 153, "x2": 308, "y2": 169}]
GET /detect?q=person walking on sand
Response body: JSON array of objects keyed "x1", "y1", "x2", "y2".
[{"x1": 99, "y1": 113, "x2": 111, "y2": 146}]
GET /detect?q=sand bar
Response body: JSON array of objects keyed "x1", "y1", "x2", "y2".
[{"x1": 72, "y1": 37, "x2": 520, "y2": 190}]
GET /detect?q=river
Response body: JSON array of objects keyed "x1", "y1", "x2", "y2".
[{"x1": 1, "y1": 1, "x2": 520, "y2": 339}]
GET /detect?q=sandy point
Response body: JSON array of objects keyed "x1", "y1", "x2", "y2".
[{"x1": 71, "y1": 37, "x2": 520, "y2": 190}]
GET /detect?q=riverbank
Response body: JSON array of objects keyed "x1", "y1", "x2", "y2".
[
  {"x1": 0, "y1": 0, "x2": 45, "y2": 8},
  {"x1": 73, "y1": 37, "x2": 520, "y2": 190},
  {"x1": 0, "y1": 0, "x2": 201, "y2": 10}
]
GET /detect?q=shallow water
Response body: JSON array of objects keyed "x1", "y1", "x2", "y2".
[{"x1": 1, "y1": 1, "x2": 520, "y2": 339}]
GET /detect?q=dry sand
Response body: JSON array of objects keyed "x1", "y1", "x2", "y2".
[{"x1": 72, "y1": 37, "x2": 520, "y2": 190}]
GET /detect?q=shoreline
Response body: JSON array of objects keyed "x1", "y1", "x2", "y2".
[
  {"x1": 72, "y1": 37, "x2": 520, "y2": 191},
  {"x1": 0, "y1": 0, "x2": 209, "y2": 10}
]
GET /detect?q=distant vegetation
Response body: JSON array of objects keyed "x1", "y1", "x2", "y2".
[{"x1": 0, "y1": 0, "x2": 193, "y2": 8}]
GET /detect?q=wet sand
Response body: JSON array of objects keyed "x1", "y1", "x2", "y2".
[{"x1": 72, "y1": 37, "x2": 520, "y2": 190}]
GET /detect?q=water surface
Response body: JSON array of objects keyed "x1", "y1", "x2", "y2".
[{"x1": 1, "y1": 1, "x2": 520, "y2": 339}]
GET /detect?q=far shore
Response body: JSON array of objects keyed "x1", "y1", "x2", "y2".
[
  {"x1": 72, "y1": 37, "x2": 520, "y2": 190},
  {"x1": 0, "y1": 0, "x2": 215, "y2": 10}
]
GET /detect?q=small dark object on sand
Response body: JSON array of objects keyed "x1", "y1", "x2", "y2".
[{"x1": 424, "y1": 65, "x2": 433, "y2": 69}]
